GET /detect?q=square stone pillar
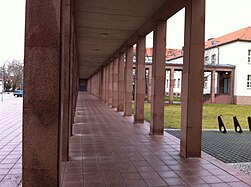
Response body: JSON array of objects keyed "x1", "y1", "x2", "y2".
[
  {"x1": 99, "y1": 70, "x2": 103, "y2": 99},
  {"x1": 72, "y1": 55, "x2": 78, "y2": 119},
  {"x1": 211, "y1": 70, "x2": 216, "y2": 103},
  {"x1": 89, "y1": 78, "x2": 92, "y2": 93},
  {"x1": 68, "y1": 30, "x2": 76, "y2": 137},
  {"x1": 60, "y1": 0, "x2": 71, "y2": 162},
  {"x1": 147, "y1": 66, "x2": 152, "y2": 102},
  {"x1": 108, "y1": 63, "x2": 113, "y2": 105},
  {"x1": 117, "y1": 52, "x2": 125, "y2": 111},
  {"x1": 150, "y1": 20, "x2": 166, "y2": 135},
  {"x1": 124, "y1": 46, "x2": 133, "y2": 116},
  {"x1": 105, "y1": 66, "x2": 109, "y2": 103},
  {"x1": 112, "y1": 58, "x2": 119, "y2": 108},
  {"x1": 169, "y1": 68, "x2": 174, "y2": 104},
  {"x1": 134, "y1": 36, "x2": 146, "y2": 123},
  {"x1": 180, "y1": 0, "x2": 205, "y2": 157},
  {"x1": 23, "y1": 0, "x2": 62, "y2": 186},
  {"x1": 102, "y1": 68, "x2": 106, "y2": 101}
]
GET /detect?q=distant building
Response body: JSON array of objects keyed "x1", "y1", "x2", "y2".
[
  {"x1": 132, "y1": 27, "x2": 251, "y2": 105},
  {"x1": 165, "y1": 26, "x2": 251, "y2": 105}
]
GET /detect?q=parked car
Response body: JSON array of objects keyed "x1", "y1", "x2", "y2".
[{"x1": 14, "y1": 89, "x2": 23, "y2": 97}]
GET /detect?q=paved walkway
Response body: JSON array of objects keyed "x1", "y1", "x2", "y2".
[
  {"x1": 1, "y1": 93, "x2": 251, "y2": 186},
  {"x1": 0, "y1": 94, "x2": 22, "y2": 186},
  {"x1": 61, "y1": 93, "x2": 251, "y2": 187}
]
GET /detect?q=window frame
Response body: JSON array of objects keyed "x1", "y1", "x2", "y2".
[
  {"x1": 247, "y1": 75, "x2": 251, "y2": 88},
  {"x1": 211, "y1": 54, "x2": 216, "y2": 64},
  {"x1": 248, "y1": 49, "x2": 251, "y2": 63}
]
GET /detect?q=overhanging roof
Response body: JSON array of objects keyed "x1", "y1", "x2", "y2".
[{"x1": 74, "y1": 0, "x2": 184, "y2": 79}]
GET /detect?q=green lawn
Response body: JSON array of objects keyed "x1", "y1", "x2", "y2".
[
  {"x1": 137, "y1": 103, "x2": 251, "y2": 129},
  {"x1": 165, "y1": 96, "x2": 181, "y2": 102}
]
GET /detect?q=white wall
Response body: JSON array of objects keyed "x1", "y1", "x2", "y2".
[
  {"x1": 165, "y1": 70, "x2": 182, "y2": 94},
  {"x1": 216, "y1": 41, "x2": 251, "y2": 96},
  {"x1": 168, "y1": 41, "x2": 251, "y2": 98}
]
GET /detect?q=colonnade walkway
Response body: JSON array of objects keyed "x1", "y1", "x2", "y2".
[{"x1": 61, "y1": 92, "x2": 251, "y2": 187}]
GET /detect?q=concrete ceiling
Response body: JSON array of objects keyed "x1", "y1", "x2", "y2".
[{"x1": 74, "y1": 0, "x2": 184, "y2": 79}]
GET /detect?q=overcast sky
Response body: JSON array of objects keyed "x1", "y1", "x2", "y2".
[{"x1": 0, "y1": 0, "x2": 251, "y2": 65}]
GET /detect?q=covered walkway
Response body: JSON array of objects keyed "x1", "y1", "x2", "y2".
[
  {"x1": 61, "y1": 93, "x2": 250, "y2": 186},
  {"x1": 23, "y1": 0, "x2": 251, "y2": 186}
]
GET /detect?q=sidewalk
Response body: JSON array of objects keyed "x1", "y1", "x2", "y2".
[
  {"x1": 0, "y1": 94, "x2": 22, "y2": 186},
  {"x1": 61, "y1": 93, "x2": 251, "y2": 187},
  {"x1": 1, "y1": 92, "x2": 251, "y2": 186}
]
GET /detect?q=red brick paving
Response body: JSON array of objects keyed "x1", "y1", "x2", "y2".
[
  {"x1": 61, "y1": 93, "x2": 251, "y2": 187},
  {"x1": 0, "y1": 96, "x2": 22, "y2": 186},
  {"x1": 1, "y1": 93, "x2": 250, "y2": 186}
]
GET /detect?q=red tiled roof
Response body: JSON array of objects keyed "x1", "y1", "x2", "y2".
[
  {"x1": 133, "y1": 26, "x2": 251, "y2": 60},
  {"x1": 133, "y1": 47, "x2": 183, "y2": 60},
  {"x1": 205, "y1": 26, "x2": 251, "y2": 48}
]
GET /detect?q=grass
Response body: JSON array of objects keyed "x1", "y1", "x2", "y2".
[
  {"x1": 133, "y1": 103, "x2": 251, "y2": 129},
  {"x1": 165, "y1": 96, "x2": 181, "y2": 102}
]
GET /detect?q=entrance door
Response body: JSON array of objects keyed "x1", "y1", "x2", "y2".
[{"x1": 223, "y1": 78, "x2": 230, "y2": 94}]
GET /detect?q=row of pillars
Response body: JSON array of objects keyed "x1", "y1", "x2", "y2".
[
  {"x1": 88, "y1": 0, "x2": 206, "y2": 158},
  {"x1": 22, "y1": 0, "x2": 205, "y2": 186},
  {"x1": 23, "y1": 0, "x2": 79, "y2": 186}
]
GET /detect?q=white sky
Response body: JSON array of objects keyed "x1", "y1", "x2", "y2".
[
  {"x1": 0, "y1": 0, "x2": 251, "y2": 66},
  {"x1": 0, "y1": 0, "x2": 25, "y2": 66}
]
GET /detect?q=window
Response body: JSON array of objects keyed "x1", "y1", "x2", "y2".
[
  {"x1": 211, "y1": 54, "x2": 216, "y2": 64},
  {"x1": 204, "y1": 56, "x2": 209, "y2": 63},
  {"x1": 247, "y1": 75, "x2": 251, "y2": 88},
  {"x1": 174, "y1": 79, "x2": 176, "y2": 88},
  {"x1": 248, "y1": 50, "x2": 251, "y2": 63},
  {"x1": 204, "y1": 77, "x2": 208, "y2": 89},
  {"x1": 177, "y1": 78, "x2": 181, "y2": 88},
  {"x1": 166, "y1": 79, "x2": 169, "y2": 89}
]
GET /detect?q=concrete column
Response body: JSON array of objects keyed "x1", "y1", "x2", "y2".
[
  {"x1": 107, "y1": 64, "x2": 110, "y2": 104},
  {"x1": 112, "y1": 58, "x2": 119, "y2": 108},
  {"x1": 72, "y1": 54, "x2": 78, "y2": 118},
  {"x1": 70, "y1": 41, "x2": 78, "y2": 136},
  {"x1": 89, "y1": 77, "x2": 92, "y2": 94},
  {"x1": 124, "y1": 46, "x2": 133, "y2": 116},
  {"x1": 169, "y1": 68, "x2": 174, "y2": 104},
  {"x1": 117, "y1": 52, "x2": 125, "y2": 111},
  {"x1": 102, "y1": 68, "x2": 105, "y2": 101},
  {"x1": 211, "y1": 70, "x2": 216, "y2": 103},
  {"x1": 99, "y1": 71, "x2": 102, "y2": 98},
  {"x1": 147, "y1": 66, "x2": 152, "y2": 102},
  {"x1": 68, "y1": 26, "x2": 75, "y2": 137},
  {"x1": 87, "y1": 79, "x2": 90, "y2": 92},
  {"x1": 150, "y1": 20, "x2": 166, "y2": 135},
  {"x1": 108, "y1": 62, "x2": 113, "y2": 105},
  {"x1": 230, "y1": 70, "x2": 235, "y2": 104},
  {"x1": 180, "y1": 0, "x2": 205, "y2": 157},
  {"x1": 23, "y1": 0, "x2": 62, "y2": 186},
  {"x1": 134, "y1": 36, "x2": 146, "y2": 123},
  {"x1": 60, "y1": 0, "x2": 71, "y2": 162},
  {"x1": 105, "y1": 65, "x2": 109, "y2": 104}
]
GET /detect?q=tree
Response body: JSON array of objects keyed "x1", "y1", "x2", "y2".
[{"x1": 3, "y1": 60, "x2": 23, "y2": 91}]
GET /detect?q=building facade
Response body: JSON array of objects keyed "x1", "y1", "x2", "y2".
[{"x1": 165, "y1": 27, "x2": 251, "y2": 105}]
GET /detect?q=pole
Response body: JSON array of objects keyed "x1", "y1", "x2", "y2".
[{"x1": 1, "y1": 68, "x2": 3, "y2": 102}]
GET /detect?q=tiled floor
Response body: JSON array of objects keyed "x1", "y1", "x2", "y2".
[
  {"x1": 0, "y1": 94, "x2": 22, "y2": 186},
  {"x1": 61, "y1": 93, "x2": 251, "y2": 187},
  {"x1": 0, "y1": 93, "x2": 251, "y2": 186}
]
